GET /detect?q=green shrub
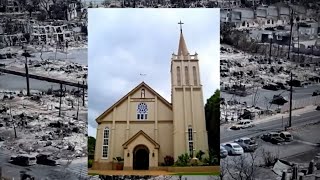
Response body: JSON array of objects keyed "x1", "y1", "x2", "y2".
[
  {"x1": 88, "y1": 159, "x2": 93, "y2": 168},
  {"x1": 196, "y1": 150, "x2": 205, "y2": 161},
  {"x1": 203, "y1": 149, "x2": 219, "y2": 165},
  {"x1": 174, "y1": 153, "x2": 190, "y2": 167}
]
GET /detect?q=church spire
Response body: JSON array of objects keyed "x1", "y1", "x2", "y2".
[{"x1": 177, "y1": 20, "x2": 189, "y2": 56}]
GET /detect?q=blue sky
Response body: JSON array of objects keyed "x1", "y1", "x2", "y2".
[{"x1": 88, "y1": 9, "x2": 220, "y2": 137}]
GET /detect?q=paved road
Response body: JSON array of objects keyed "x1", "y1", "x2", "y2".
[
  {"x1": 221, "y1": 84, "x2": 320, "y2": 110},
  {"x1": 0, "y1": 148, "x2": 89, "y2": 179},
  {"x1": 221, "y1": 110, "x2": 320, "y2": 143}
]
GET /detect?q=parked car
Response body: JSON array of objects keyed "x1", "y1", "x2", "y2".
[
  {"x1": 9, "y1": 154, "x2": 37, "y2": 166},
  {"x1": 223, "y1": 143, "x2": 244, "y2": 155},
  {"x1": 220, "y1": 145, "x2": 228, "y2": 158},
  {"x1": 270, "y1": 136, "x2": 285, "y2": 144},
  {"x1": 230, "y1": 120, "x2": 255, "y2": 130},
  {"x1": 316, "y1": 106, "x2": 320, "y2": 111},
  {"x1": 280, "y1": 131, "x2": 293, "y2": 142},
  {"x1": 234, "y1": 137, "x2": 258, "y2": 152},
  {"x1": 36, "y1": 153, "x2": 59, "y2": 166},
  {"x1": 261, "y1": 132, "x2": 278, "y2": 142},
  {"x1": 261, "y1": 132, "x2": 285, "y2": 144}
]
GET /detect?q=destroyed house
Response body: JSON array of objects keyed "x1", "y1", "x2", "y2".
[
  {"x1": 244, "y1": 0, "x2": 261, "y2": 7},
  {"x1": 233, "y1": 8, "x2": 255, "y2": 22},
  {"x1": 297, "y1": 21, "x2": 318, "y2": 37},
  {"x1": 266, "y1": 6, "x2": 279, "y2": 20},
  {"x1": 1, "y1": 0, "x2": 22, "y2": 13},
  {"x1": 30, "y1": 24, "x2": 76, "y2": 44},
  {"x1": 256, "y1": 7, "x2": 267, "y2": 19},
  {"x1": 261, "y1": 30, "x2": 290, "y2": 45}
]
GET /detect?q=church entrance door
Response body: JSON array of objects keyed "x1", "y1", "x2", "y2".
[{"x1": 133, "y1": 145, "x2": 149, "y2": 170}]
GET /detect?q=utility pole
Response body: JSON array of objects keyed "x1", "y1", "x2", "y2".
[
  {"x1": 9, "y1": 105, "x2": 17, "y2": 138},
  {"x1": 287, "y1": 9, "x2": 294, "y2": 60},
  {"x1": 59, "y1": 83, "x2": 62, "y2": 117},
  {"x1": 22, "y1": 50, "x2": 31, "y2": 96},
  {"x1": 55, "y1": 40, "x2": 58, "y2": 61},
  {"x1": 297, "y1": 16, "x2": 300, "y2": 63},
  {"x1": 82, "y1": 80, "x2": 85, "y2": 106},
  {"x1": 289, "y1": 72, "x2": 293, "y2": 127},
  {"x1": 76, "y1": 82, "x2": 80, "y2": 120},
  {"x1": 66, "y1": 41, "x2": 68, "y2": 60},
  {"x1": 269, "y1": 35, "x2": 273, "y2": 64}
]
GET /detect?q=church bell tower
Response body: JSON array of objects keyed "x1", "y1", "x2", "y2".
[{"x1": 171, "y1": 21, "x2": 209, "y2": 160}]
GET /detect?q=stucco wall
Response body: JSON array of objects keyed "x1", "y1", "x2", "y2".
[
  {"x1": 113, "y1": 123, "x2": 127, "y2": 158},
  {"x1": 115, "y1": 99, "x2": 128, "y2": 120},
  {"x1": 157, "y1": 122, "x2": 174, "y2": 163},
  {"x1": 172, "y1": 88, "x2": 186, "y2": 159},
  {"x1": 157, "y1": 100, "x2": 173, "y2": 121}
]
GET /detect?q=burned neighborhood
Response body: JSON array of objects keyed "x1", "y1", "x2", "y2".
[
  {"x1": 0, "y1": 0, "x2": 89, "y2": 179},
  {"x1": 220, "y1": 0, "x2": 320, "y2": 180}
]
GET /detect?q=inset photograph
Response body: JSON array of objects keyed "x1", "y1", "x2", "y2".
[
  {"x1": 88, "y1": 9, "x2": 220, "y2": 176},
  {"x1": 220, "y1": 1, "x2": 320, "y2": 180}
]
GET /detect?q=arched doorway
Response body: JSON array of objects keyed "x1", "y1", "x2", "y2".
[{"x1": 133, "y1": 145, "x2": 149, "y2": 170}]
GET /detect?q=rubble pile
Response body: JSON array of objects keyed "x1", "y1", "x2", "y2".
[
  {"x1": 220, "y1": 45, "x2": 320, "y2": 123},
  {"x1": 0, "y1": 17, "x2": 87, "y2": 49},
  {"x1": 0, "y1": 48, "x2": 88, "y2": 82},
  {"x1": 0, "y1": 90, "x2": 87, "y2": 162},
  {"x1": 221, "y1": 45, "x2": 320, "y2": 91}
]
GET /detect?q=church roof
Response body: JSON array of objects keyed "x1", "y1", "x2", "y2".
[
  {"x1": 177, "y1": 30, "x2": 189, "y2": 56},
  {"x1": 122, "y1": 130, "x2": 160, "y2": 149},
  {"x1": 96, "y1": 81, "x2": 172, "y2": 123}
]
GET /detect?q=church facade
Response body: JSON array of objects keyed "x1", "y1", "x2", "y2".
[{"x1": 93, "y1": 23, "x2": 209, "y2": 170}]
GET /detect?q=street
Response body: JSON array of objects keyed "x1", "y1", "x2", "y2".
[
  {"x1": 221, "y1": 84, "x2": 320, "y2": 110},
  {"x1": 221, "y1": 109, "x2": 320, "y2": 177},
  {"x1": 0, "y1": 148, "x2": 88, "y2": 179},
  {"x1": 221, "y1": 110, "x2": 320, "y2": 143}
]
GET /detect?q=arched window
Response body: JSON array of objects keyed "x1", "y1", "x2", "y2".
[
  {"x1": 177, "y1": 66, "x2": 181, "y2": 86},
  {"x1": 141, "y1": 89, "x2": 145, "y2": 98},
  {"x1": 185, "y1": 66, "x2": 189, "y2": 85},
  {"x1": 193, "y1": 66, "x2": 197, "y2": 86},
  {"x1": 188, "y1": 125, "x2": 193, "y2": 157},
  {"x1": 102, "y1": 127, "x2": 110, "y2": 158},
  {"x1": 137, "y1": 102, "x2": 148, "y2": 120}
]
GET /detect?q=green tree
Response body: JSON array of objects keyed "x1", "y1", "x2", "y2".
[
  {"x1": 204, "y1": 89, "x2": 220, "y2": 163},
  {"x1": 88, "y1": 136, "x2": 96, "y2": 159}
]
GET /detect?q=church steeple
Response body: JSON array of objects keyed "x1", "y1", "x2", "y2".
[
  {"x1": 171, "y1": 21, "x2": 208, "y2": 160},
  {"x1": 177, "y1": 20, "x2": 189, "y2": 56}
]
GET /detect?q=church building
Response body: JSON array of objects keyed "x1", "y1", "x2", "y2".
[{"x1": 93, "y1": 22, "x2": 209, "y2": 170}]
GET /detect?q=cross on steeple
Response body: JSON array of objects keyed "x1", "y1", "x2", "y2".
[{"x1": 178, "y1": 20, "x2": 184, "y2": 33}]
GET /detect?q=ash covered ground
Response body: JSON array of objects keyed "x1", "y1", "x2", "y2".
[
  {"x1": 220, "y1": 45, "x2": 320, "y2": 123},
  {"x1": 0, "y1": 89, "x2": 87, "y2": 159},
  {"x1": 0, "y1": 46, "x2": 89, "y2": 180}
]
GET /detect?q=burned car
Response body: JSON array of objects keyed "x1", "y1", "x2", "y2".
[
  {"x1": 9, "y1": 154, "x2": 37, "y2": 166},
  {"x1": 36, "y1": 153, "x2": 59, "y2": 166}
]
